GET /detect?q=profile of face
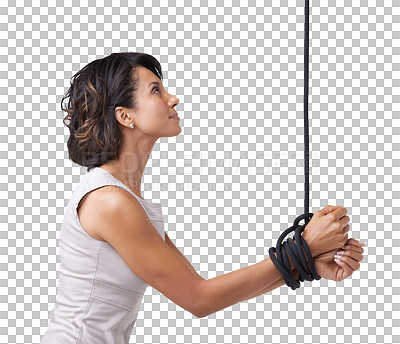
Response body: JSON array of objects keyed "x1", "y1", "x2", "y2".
[{"x1": 117, "y1": 66, "x2": 181, "y2": 139}]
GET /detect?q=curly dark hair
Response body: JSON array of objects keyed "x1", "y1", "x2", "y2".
[{"x1": 61, "y1": 52, "x2": 163, "y2": 172}]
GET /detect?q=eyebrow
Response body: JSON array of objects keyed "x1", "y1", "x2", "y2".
[{"x1": 147, "y1": 81, "x2": 161, "y2": 89}]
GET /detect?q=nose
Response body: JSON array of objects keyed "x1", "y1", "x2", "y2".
[{"x1": 169, "y1": 95, "x2": 179, "y2": 108}]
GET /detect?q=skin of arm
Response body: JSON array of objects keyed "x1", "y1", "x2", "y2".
[
  {"x1": 164, "y1": 232, "x2": 204, "y2": 281},
  {"x1": 165, "y1": 231, "x2": 309, "y2": 318},
  {"x1": 198, "y1": 252, "x2": 304, "y2": 317},
  {"x1": 241, "y1": 264, "x2": 300, "y2": 302},
  {"x1": 237, "y1": 241, "x2": 309, "y2": 302}
]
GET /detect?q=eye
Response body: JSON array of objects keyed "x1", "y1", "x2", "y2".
[{"x1": 152, "y1": 86, "x2": 160, "y2": 94}]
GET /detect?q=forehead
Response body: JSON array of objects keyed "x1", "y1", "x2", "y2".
[{"x1": 136, "y1": 66, "x2": 162, "y2": 87}]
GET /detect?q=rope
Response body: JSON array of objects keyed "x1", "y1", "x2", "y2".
[
  {"x1": 268, "y1": 0, "x2": 321, "y2": 290},
  {"x1": 304, "y1": 0, "x2": 310, "y2": 216}
]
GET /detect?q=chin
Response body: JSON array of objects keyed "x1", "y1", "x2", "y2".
[{"x1": 165, "y1": 126, "x2": 182, "y2": 137}]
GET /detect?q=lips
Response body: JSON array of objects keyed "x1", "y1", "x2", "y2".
[{"x1": 169, "y1": 113, "x2": 179, "y2": 118}]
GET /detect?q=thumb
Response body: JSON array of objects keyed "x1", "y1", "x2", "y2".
[{"x1": 318, "y1": 205, "x2": 342, "y2": 216}]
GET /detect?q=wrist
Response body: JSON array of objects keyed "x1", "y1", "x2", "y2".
[
  {"x1": 274, "y1": 252, "x2": 299, "y2": 281},
  {"x1": 301, "y1": 232, "x2": 317, "y2": 258},
  {"x1": 292, "y1": 267, "x2": 300, "y2": 281},
  {"x1": 274, "y1": 252, "x2": 295, "y2": 270},
  {"x1": 291, "y1": 239, "x2": 312, "y2": 274}
]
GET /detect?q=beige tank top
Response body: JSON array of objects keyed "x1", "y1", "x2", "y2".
[{"x1": 40, "y1": 167, "x2": 165, "y2": 344}]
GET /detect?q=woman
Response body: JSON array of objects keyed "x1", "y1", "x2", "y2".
[{"x1": 41, "y1": 52, "x2": 365, "y2": 344}]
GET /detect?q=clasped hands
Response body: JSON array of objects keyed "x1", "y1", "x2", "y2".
[
  {"x1": 313, "y1": 238, "x2": 366, "y2": 282},
  {"x1": 301, "y1": 205, "x2": 366, "y2": 282}
]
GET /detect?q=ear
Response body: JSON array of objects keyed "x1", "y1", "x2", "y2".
[{"x1": 114, "y1": 107, "x2": 132, "y2": 127}]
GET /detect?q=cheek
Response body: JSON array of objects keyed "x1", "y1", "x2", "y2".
[{"x1": 138, "y1": 114, "x2": 169, "y2": 134}]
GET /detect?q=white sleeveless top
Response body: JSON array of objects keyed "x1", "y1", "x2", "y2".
[{"x1": 41, "y1": 167, "x2": 165, "y2": 344}]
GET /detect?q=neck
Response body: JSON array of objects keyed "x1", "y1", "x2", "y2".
[
  {"x1": 100, "y1": 150, "x2": 152, "y2": 199},
  {"x1": 100, "y1": 127, "x2": 159, "y2": 199}
]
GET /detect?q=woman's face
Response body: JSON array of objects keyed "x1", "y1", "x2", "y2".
[{"x1": 129, "y1": 66, "x2": 181, "y2": 138}]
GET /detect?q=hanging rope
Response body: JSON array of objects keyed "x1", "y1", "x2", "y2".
[
  {"x1": 304, "y1": 0, "x2": 310, "y2": 216},
  {"x1": 268, "y1": 0, "x2": 321, "y2": 290}
]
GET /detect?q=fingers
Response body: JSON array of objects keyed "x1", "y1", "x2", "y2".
[
  {"x1": 343, "y1": 238, "x2": 366, "y2": 249},
  {"x1": 336, "y1": 252, "x2": 363, "y2": 270},
  {"x1": 336, "y1": 249, "x2": 364, "y2": 261},
  {"x1": 334, "y1": 249, "x2": 362, "y2": 278},
  {"x1": 339, "y1": 215, "x2": 350, "y2": 228},
  {"x1": 318, "y1": 205, "x2": 343, "y2": 216},
  {"x1": 342, "y1": 232, "x2": 349, "y2": 245},
  {"x1": 340, "y1": 244, "x2": 364, "y2": 254},
  {"x1": 334, "y1": 241, "x2": 365, "y2": 276},
  {"x1": 339, "y1": 239, "x2": 365, "y2": 254},
  {"x1": 334, "y1": 256, "x2": 360, "y2": 276},
  {"x1": 332, "y1": 206, "x2": 348, "y2": 220}
]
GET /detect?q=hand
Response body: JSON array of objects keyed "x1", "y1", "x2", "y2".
[
  {"x1": 313, "y1": 238, "x2": 365, "y2": 281},
  {"x1": 302, "y1": 205, "x2": 351, "y2": 257}
]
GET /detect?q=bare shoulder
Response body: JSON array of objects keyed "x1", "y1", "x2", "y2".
[{"x1": 77, "y1": 185, "x2": 132, "y2": 241}]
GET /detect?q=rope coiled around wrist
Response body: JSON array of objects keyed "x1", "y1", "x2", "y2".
[{"x1": 268, "y1": 213, "x2": 321, "y2": 290}]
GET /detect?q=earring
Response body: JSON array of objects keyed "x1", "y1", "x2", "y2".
[{"x1": 130, "y1": 123, "x2": 134, "y2": 129}]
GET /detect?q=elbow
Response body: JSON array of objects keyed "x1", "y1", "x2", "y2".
[
  {"x1": 196, "y1": 302, "x2": 215, "y2": 318},
  {"x1": 192, "y1": 279, "x2": 209, "y2": 318},
  {"x1": 193, "y1": 310, "x2": 205, "y2": 319},
  {"x1": 193, "y1": 304, "x2": 208, "y2": 318},
  {"x1": 193, "y1": 307, "x2": 207, "y2": 319}
]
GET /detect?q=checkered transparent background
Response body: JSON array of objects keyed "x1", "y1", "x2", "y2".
[{"x1": 1, "y1": 0, "x2": 399, "y2": 343}]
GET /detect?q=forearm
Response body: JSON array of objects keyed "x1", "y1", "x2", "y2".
[
  {"x1": 242, "y1": 267, "x2": 300, "y2": 301},
  {"x1": 244, "y1": 245, "x2": 310, "y2": 300},
  {"x1": 199, "y1": 252, "x2": 299, "y2": 317}
]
